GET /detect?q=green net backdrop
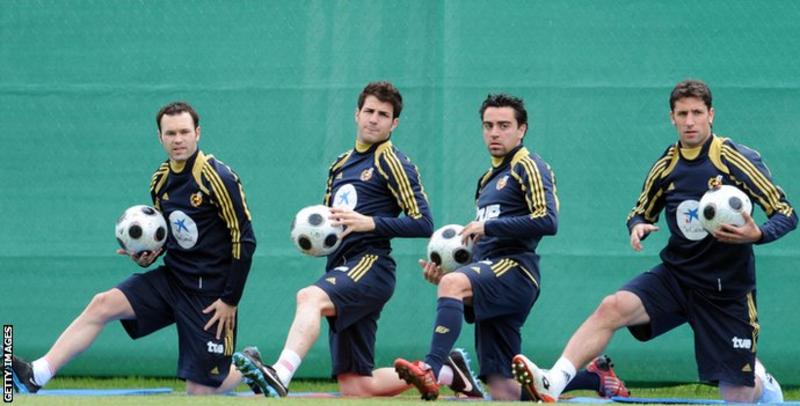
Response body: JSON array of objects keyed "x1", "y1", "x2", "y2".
[{"x1": 1, "y1": 1, "x2": 798, "y2": 383}]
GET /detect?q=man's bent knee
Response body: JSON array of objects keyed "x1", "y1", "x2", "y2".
[
  {"x1": 593, "y1": 291, "x2": 647, "y2": 327},
  {"x1": 85, "y1": 289, "x2": 134, "y2": 322},
  {"x1": 437, "y1": 272, "x2": 471, "y2": 299},
  {"x1": 296, "y1": 286, "x2": 334, "y2": 315}
]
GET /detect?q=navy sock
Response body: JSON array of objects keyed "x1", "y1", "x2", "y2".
[
  {"x1": 564, "y1": 369, "x2": 600, "y2": 393},
  {"x1": 424, "y1": 297, "x2": 463, "y2": 378}
]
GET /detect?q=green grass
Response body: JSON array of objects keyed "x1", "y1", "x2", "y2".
[{"x1": 9, "y1": 377, "x2": 800, "y2": 405}]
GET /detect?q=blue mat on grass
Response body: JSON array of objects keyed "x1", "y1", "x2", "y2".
[
  {"x1": 612, "y1": 396, "x2": 800, "y2": 405},
  {"x1": 233, "y1": 391, "x2": 339, "y2": 398},
  {"x1": 35, "y1": 388, "x2": 173, "y2": 396},
  {"x1": 612, "y1": 396, "x2": 724, "y2": 404}
]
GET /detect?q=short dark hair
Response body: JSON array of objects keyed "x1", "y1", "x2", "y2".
[
  {"x1": 669, "y1": 80, "x2": 712, "y2": 111},
  {"x1": 156, "y1": 101, "x2": 200, "y2": 132},
  {"x1": 357, "y1": 81, "x2": 403, "y2": 118},
  {"x1": 479, "y1": 93, "x2": 528, "y2": 127}
]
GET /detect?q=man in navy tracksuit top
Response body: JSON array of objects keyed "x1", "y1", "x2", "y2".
[
  {"x1": 514, "y1": 80, "x2": 796, "y2": 403},
  {"x1": 11, "y1": 102, "x2": 256, "y2": 395},
  {"x1": 394, "y1": 94, "x2": 629, "y2": 401},
  {"x1": 234, "y1": 81, "x2": 435, "y2": 398}
]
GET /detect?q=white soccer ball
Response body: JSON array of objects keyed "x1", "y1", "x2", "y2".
[
  {"x1": 427, "y1": 224, "x2": 473, "y2": 273},
  {"x1": 290, "y1": 205, "x2": 344, "y2": 257},
  {"x1": 699, "y1": 185, "x2": 753, "y2": 233},
  {"x1": 115, "y1": 205, "x2": 168, "y2": 255}
]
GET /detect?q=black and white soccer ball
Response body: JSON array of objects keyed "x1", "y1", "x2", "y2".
[
  {"x1": 115, "y1": 205, "x2": 168, "y2": 255},
  {"x1": 427, "y1": 224, "x2": 473, "y2": 273},
  {"x1": 290, "y1": 205, "x2": 344, "y2": 257},
  {"x1": 699, "y1": 185, "x2": 753, "y2": 233}
]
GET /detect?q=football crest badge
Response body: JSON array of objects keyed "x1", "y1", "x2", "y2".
[
  {"x1": 708, "y1": 175, "x2": 723, "y2": 190},
  {"x1": 360, "y1": 168, "x2": 374, "y2": 182},
  {"x1": 190, "y1": 191, "x2": 203, "y2": 207},
  {"x1": 496, "y1": 175, "x2": 509, "y2": 190}
]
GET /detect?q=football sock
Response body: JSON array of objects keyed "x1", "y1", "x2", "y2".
[
  {"x1": 424, "y1": 297, "x2": 463, "y2": 378},
  {"x1": 546, "y1": 356, "x2": 577, "y2": 397},
  {"x1": 31, "y1": 358, "x2": 53, "y2": 387},
  {"x1": 274, "y1": 349, "x2": 302, "y2": 387},
  {"x1": 437, "y1": 365, "x2": 454, "y2": 386},
  {"x1": 564, "y1": 369, "x2": 600, "y2": 393}
]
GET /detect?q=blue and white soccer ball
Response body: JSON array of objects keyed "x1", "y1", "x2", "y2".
[
  {"x1": 699, "y1": 185, "x2": 753, "y2": 233},
  {"x1": 115, "y1": 205, "x2": 168, "y2": 255},
  {"x1": 427, "y1": 224, "x2": 473, "y2": 273},
  {"x1": 290, "y1": 205, "x2": 344, "y2": 257}
]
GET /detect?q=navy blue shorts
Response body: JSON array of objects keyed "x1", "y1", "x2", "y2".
[
  {"x1": 116, "y1": 266, "x2": 236, "y2": 387},
  {"x1": 621, "y1": 264, "x2": 758, "y2": 386},
  {"x1": 457, "y1": 257, "x2": 540, "y2": 380},
  {"x1": 314, "y1": 252, "x2": 396, "y2": 377}
]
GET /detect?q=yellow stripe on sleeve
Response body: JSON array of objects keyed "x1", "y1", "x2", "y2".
[
  {"x1": 550, "y1": 169, "x2": 560, "y2": 213},
  {"x1": 722, "y1": 146, "x2": 792, "y2": 217},
  {"x1": 385, "y1": 151, "x2": 417, "y2": 214},
  {"x1": 150, "y1": 163, "x2": 170, "y2": 194},
  {"x1": 383, "y1": 149, "x2": 422, "y2": 219},
  {"x1": 203, "y1": 165, "x2": 242, "y2": 258},
  {"x1": 237, "y1": 182, "x2": 252, "y2": 221},
  {"x1": 627, "y1": 151, "x2": 674, "y2": 221},
  {"x1": 478, "y1": 168, "x2": 493, "y2": 190},
  {"x1": 510, "y1": 170, "x2": 535, "y2": 213},
  {"x1": 519, "y1": 158, "x2": 547, "y2": 218},
  {"x1": 324, "y1": 151, "x2": 352, "y2": 205}
]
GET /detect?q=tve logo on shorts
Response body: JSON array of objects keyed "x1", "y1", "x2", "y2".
[
  {"x1": 731, "y1": 336, "x2": 752, "y2": 349},
  {"x1": 207, "y1": 341, "x2": 224, "y2": 354}
]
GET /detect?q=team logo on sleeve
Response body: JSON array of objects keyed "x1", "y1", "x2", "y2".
[
  {"x1": 333, "y1": 184, "x2": 358, "y2": 210},
  {"x1": 168, "y1": 210, "x2": 199, "y2": 249},
  {"x1": 360, "y1": 168, "x2": 374, "y2": 182},
  {"x1": 676, "y1": 200, "x2": 708, "y2": 241},
  {"x1": 190, "y1": 191, "x2": 203, "y2": 207},
  {"x1": 496, "y1": 175, "x2": 509, "y2": 190}
]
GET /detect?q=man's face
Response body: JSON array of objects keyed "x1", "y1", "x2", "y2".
[
  {"x1": 159, "y1": 112, "x2": 200, "y2": 163},
  {"x1": 482, "y1": 107, "x2": 526, "y2": 157},
  {"x1": 355, "y1": 95, "x2": 398, "y2": 144},
  {"x1": 670, "y1": 97, "x2": 714, "y2": 148}
]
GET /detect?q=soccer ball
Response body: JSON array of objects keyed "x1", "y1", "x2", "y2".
[
  {"x1": 427, "y1": 224, "x2": 473, "y2": 273},
  {"x1": 699, "y1": 185, "x2": 753, "y2": 233},
  {"x1": 290, "y1": 205, "x2": 344, "y2": 257},
  {"x1": 115, "y1": 205, "x2": 168, "y2": 255}
]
